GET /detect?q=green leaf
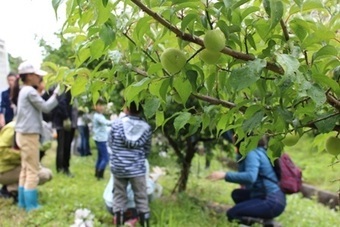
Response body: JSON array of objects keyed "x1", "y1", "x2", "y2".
[
  {"x1": 125, "y1": 78, "x2": 151, "y2": 100},
  {"x1": 315, "y1": 114, "x2": 340, "y2": 133},
  {"x1": 90, "y1": 39, "x2": 105, "y2": 60},
  {"x1": 173, "y1": 75, "x2": 192, "y2": 104},
  {"x1": 76, "y1": 47, "x2": 91, "y2": 67},
  {"x1": 276, "y1": 54, "x2": 300, "y2": 76},
  {"x1": 242, "y1": 110, "x2": 264, "y2": 132},
  {"x1": 312, "y1": 73, "x2": 340, "y2": 94},
  {"x1": 52, "y1": 0, "x2": 63, "y2": 18},
  {"x1": 149, "y1": 78, "x2": 169, "y2": 102},
  {"x1": 181, "y1": 14, "x2": 197, "y2": 31},
  {"x1": 290, "y1": 19, "x2": 309, "y2": 42},
  {"x1": 229, "y1": 59, "x2": 265, "y2": 91},
  {"x1": 186, "y1": 70, "x2": 198, "y2": 91},
  {"x1": 307, "y1": 84, "x2": 326, "y2": 107},
  {"x1": 99, "y1": 24, "x2": 115, "y2": 47},
  {"x1": 269, "y1": 0, "x2": 284, "y2": 29},
  {"x1": 242, "y1": 6, "x2": 259, "y2": 18},
  {"x1": 71, "y1": 75, "x2": 88, "y2": 97},
  {"x1": 102, "y1": 0, "x2": 109, "y2": 7},
  {"x1": 144, "y1": 97, "x2": 161, "y2": 119},
  {"x1": 312, "y1": 45, "x2": 338, "y2": 63},
  {"x1": 174, "y1": 112, "x2": 192, "y2": 134},
  {"x1": 155, "y1": 111, "x2": 164, "y2": 128},
  {"x1": 254, "y1": 20, "x2": 271, "y2": 41}
]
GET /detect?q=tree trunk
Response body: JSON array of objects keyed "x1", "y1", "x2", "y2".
[{"x1": 176, "y1": 137, "x2": 196, "y2": 192}]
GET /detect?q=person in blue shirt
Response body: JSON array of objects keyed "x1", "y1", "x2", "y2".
[
  {"x1": 207, "y1": 135, "x2": 286, "y2": 226},
  {"x1": 92, "y1": 98, "x2": 113, "y2": 180},
  {"x1": 0, "y1": 72, "x2": 17, "y2": 128}
]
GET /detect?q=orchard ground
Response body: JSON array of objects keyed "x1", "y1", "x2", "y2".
[{"x1": 0, "y1": 133, "x2": 339, "y2": 226}]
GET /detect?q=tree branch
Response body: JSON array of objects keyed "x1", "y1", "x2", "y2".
[
  {"x1": 326, "y1": 93, "x2": 340, "y2": 111},
  {"x1": 130, "y1": 0, "x2": 284, "y2": 75},
  {"x1": 280, "y1": 19, "x2": 289, "y2": 41},
  {"x1": 192, "y1": 93, "x2": 246, "y2": 112}
]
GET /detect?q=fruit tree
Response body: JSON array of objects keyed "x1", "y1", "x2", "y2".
[{"x1": 50, "y1": 0, "x2": 339, "y2": 191}]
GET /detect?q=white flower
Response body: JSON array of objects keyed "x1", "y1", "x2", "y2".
[{"x1": 71, "y1": 208, "x2": 94, "y2": 227}]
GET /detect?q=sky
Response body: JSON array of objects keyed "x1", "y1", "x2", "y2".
[{"x1": 0, "y1": 0, "x2": 65, "y2": 66}]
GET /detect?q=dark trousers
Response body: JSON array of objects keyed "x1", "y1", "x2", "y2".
[
  {"x1": 56, "y1": 128, "x2": 75, "y2": 172},
  {"x1": 94, "y1": 141, "x2": 109, "y2": 171},
  {"x1": 77, "y1": 125, "x2": 90, "y2": 156},
  {"x1": 227, "y1": 189, "x2": 286, "y2": 223}
]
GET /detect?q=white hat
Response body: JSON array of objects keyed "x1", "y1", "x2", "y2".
[{"x1": 18, "y1": 61, "x2": 47, "y2": 76}]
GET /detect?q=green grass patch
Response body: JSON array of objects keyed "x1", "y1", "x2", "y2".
[{"x1": 0, "y1": 135, "x2": 339, "y2": 226}]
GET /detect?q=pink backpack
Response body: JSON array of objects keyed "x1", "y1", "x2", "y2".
[{"x1": 273, "y1": 153, "x2": 303, "y2": 194}]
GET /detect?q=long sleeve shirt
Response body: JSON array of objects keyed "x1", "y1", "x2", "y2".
[
  {"x1": 0, "y1": 88, "x2": 14, "y2": 124},
  {"x1": 225, "y1": 147, "x2": 281, "y2": 198},
  {"x1": 15, "y1": 86, "x2": 58, "y2": 134},
  {"x1": 92, "y1": 112, "x2": 112, "y2": 142},
  {"x1": 108, "y1": 115, "x2": 152, "y2": 178}
]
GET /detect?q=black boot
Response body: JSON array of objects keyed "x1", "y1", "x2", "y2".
[
  {"x1": 115, "y1": 210, "x2": 124, "y2": 226},
  {"x1": 139, "y1": 212, "x2": 150, "y2": 227},
  {"x1": 97, "y1": 169, "x2": 104, "y2": 180},
  {"x1": 95, "y1": 169, "x2": 98, "y2": 178}
]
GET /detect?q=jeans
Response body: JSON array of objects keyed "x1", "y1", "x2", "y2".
[
  {"x1": 77, "y1": 125, "x2": 90, "y2": 156},
  {"x1": 95, "y1": 141, "x2": 109, "y2": 171},
  {"x1": 227, "y1": 189, "x2": 286, "y2": 223}
]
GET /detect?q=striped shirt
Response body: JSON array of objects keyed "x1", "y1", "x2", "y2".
[{"x1": 108, "y1": 115, "x2": 152, "y2": 178}]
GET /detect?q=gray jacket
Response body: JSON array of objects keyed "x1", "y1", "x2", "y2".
[{"x1": 15, "y1": 86, "x2": 58, "y2": 134}]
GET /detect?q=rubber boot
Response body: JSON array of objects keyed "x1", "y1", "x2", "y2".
[
  {"x1": 18, "y1": 186, "x2": 25, "y2": 209},
  {"x1": 115, "y1": 210, "x2": 124, "y2": 226},
  {"x1": 97, "y1": 169, "x2": 104, "y2": 180},
  {"x1": 139, "y1": 212, "x2": 150, "y2": 227},
  {"x1": 24, "y1": 189, "x2": 41, "y2": 211}
]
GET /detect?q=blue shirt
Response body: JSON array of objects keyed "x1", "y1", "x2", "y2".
[
  {"x1": 92, "y1": 112, "x2": 112, "y2": 142},
  {"x1": 225, "y1": 147, "x2": 281, "y2": 198},
  {"x1": 0, "y1": 88, "x2": 14, "y2": 124}
]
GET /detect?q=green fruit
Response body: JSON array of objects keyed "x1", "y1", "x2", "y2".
[
  {"x1": 203, "y1": 29, "x2": 226, "y2": 52},
  {"x1": 199, "y1": 49, "x2": 221, "y2": 64},
  {"x1": 282, "y1": 133, "x2": 300, "y2": 146},
  {"x1": 160, "y1": 48, "x2": 187, "y2": 74},
  {"x1": 325, "y1": 136, "x2": 340, "y2": 156}
]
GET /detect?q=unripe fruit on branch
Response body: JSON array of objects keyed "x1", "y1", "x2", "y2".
[
  {"x1": 282, "y1": 133, "x2": 300, "y2": 146},
  {"x1": 199, "y1": 49, "x2": 221, "y2": 64},
  {"x1": 160, "y1": 48, "x2": 187, "y2": 74},
  {"x1": 325, "y1": 136, "x2": 340, "y2": 156},
  {"x1": 203, "y1": 29, "x2": 226, "y2": 52}
]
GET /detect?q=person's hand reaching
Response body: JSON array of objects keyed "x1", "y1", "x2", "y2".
[
  {"x1": 206, "y1": 171, "x2": 226, "y2": 181},
  {"x1": 53, "y1": 84, "x2": 61, "y2": 95}
]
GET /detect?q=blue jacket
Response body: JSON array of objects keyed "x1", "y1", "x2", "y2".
[
  {"x1": 225, "y1": 147, "x2": 281, "y2": 198},
  {"x1": 0, "y1": 89, "x2": 14, "y2": 124}
]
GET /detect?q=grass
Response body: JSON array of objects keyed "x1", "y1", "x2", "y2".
[{"x1": 0, "y1": 135, "x2": 339, "y2": 226}]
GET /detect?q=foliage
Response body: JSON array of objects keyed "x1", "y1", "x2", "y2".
[
  {"x1": 48, "y1": 0, "x2": 340, "y2": 191},
  {"x1": 51, "y1": 0, "x2": 339, "y2": 152},
  {"x1": 8, "y1": 53, "x2": 22, "y2": 73}
]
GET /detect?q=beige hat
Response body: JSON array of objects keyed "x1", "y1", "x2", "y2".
[{"x1": 18, "y1": 61, "x2": 47, "y2": 76}]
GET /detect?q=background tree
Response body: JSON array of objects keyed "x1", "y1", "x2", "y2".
[
  {"x1": 8, "y1": 54, "x2": 22, "y2": 72},
  {"x1": 50, "y1": 0, "x2": 340, "y2": 192}
]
